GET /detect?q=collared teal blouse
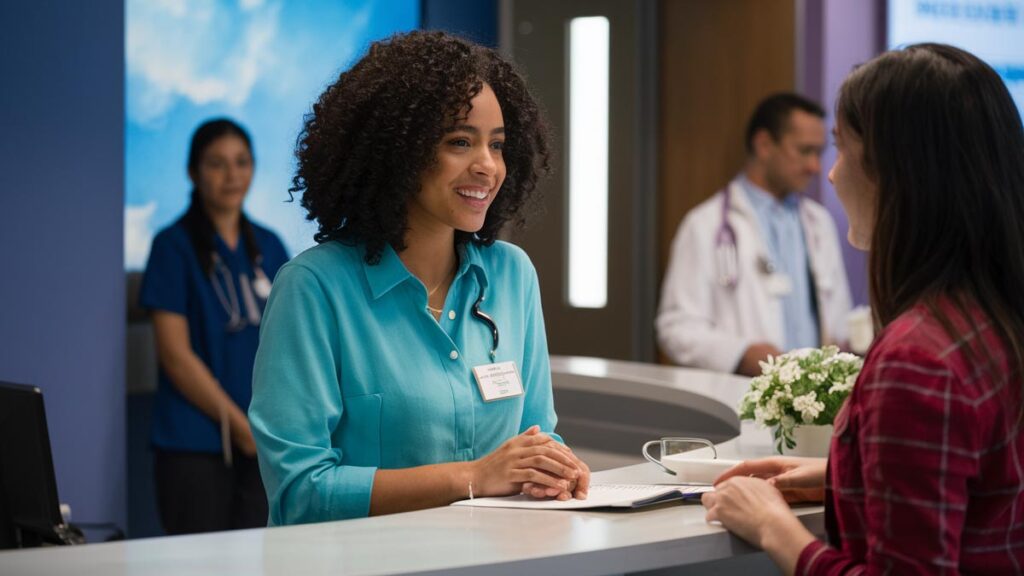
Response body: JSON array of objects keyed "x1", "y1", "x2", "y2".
[{"x1": 249, "y1": 239, "x2": 560, "y2": 525}]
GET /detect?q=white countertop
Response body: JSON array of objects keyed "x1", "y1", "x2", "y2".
[
  {"x1": 0, "y1": 461, "x2": 821, "y2": 576},
  {"x1": 2, "y1": 358, "x2": 808, "y2": 575}
]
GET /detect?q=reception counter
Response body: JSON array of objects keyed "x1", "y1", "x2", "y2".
[
  {"x1": 550, "y1": 356, "x2": 745, "y2": 446},
  {"x1": 2, "y1": 358, "x2": 818, "y2": 575},
  {"x1": 1, "y1": 462, "x2": 821, "y2": 576},
  {"x1": 550, "y1": 356, "x2": 765, "y2": 468}
]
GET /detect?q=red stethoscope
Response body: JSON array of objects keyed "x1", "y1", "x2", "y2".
[{"x1": 714, "y1": 183, "x2": 821, "y2": 292}]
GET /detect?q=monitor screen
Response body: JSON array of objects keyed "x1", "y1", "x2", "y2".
[
  {"x1": 0, "y1": 381, "x2": 72, "y2": 548},
  {"x1": 888, "y1": 0, "x2": 1024, "y2": 118}
]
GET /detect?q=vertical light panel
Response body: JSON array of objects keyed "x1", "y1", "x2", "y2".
[{"x1": 567, "y1": 16, "x2": 610, "y2": 308}]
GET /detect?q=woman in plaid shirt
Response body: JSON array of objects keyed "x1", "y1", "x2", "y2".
[{"x1": 701, "y1": 43, "x2": 1024, "y2": 575}]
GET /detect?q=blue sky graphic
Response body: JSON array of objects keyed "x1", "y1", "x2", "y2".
[{"x1": 125, "y1": 0, "x2": 419, "y2": 269}]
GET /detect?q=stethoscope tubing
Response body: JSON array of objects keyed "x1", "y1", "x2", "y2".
[
  {"x1": 209, "y1": 253, "x2": 268, "y2": 332},
  {"x1": 714, "y1": 184, "x2": 818, "y2": 290},
  {"x1": 471, "y1": 283, "x2": 500, "y2": 359}
]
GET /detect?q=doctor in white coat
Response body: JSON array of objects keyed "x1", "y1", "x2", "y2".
[{"x1": 657, "y1": 93, "x2": 852, "y2": 376}]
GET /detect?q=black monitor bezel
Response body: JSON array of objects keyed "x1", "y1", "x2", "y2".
[{"x1": 0, "y1": 380, "x2": 69, "y2": 548}]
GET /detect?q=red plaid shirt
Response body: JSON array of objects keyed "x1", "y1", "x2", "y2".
[{"x1": 797, "y1": 300, "x2": 1024, "y2": 575}]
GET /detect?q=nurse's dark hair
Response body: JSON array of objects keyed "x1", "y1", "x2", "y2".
[
  {"x1": 291, "y1": 30, "x2": 551, "y2": 264},
  {"x1": 744, "y1": 92, "x2": 825, "y2": 154},
  {"x1": 838, "y1": 43, "x2": 1024, "y2": 378},
  {"x1": 183, "y1": 118, "x2": 261, "y2": 275}
]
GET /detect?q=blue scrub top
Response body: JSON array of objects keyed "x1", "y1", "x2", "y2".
[{"x1": 140, "y1": 216, "x2": 289, "y2": 453}]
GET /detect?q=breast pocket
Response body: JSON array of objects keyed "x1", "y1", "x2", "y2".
[{"x1": 339, "y1": 393, "x2": 382, "y2": 467}]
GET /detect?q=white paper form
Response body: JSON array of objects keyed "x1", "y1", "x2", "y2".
[{"x1": 451, "y1": 483, "x2": 713, "y2": 510}]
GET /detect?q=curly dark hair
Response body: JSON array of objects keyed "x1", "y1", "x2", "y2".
[{"x1": 291, "y1": 30, "x2": 551, "y2": 264}]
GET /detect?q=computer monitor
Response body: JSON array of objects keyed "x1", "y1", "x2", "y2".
[{"x1": 0, "y1": 381, "x2": 78, "y2": 548}]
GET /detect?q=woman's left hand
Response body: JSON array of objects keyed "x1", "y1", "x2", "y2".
[
  {"x1": 232, "y1": 419, "x2": 258, "y2": 457},
  {"x1": 701, "y1": 477, "x2": 818, "y2": 573},
  {"x1": 701, "y1": 476, "x2": 797, "y2": 547},
  {"x1": 521, "y1": 443, "x2": 591, "y2": 500}
]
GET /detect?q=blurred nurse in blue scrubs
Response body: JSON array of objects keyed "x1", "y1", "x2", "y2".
[
  {"x1": 249, "y1": 31, "x2": 589, "y2": 525},
  {"x1": 140, "y1": 118, "x2": 289, "y2": 534}
]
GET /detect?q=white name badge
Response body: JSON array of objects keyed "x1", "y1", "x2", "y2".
[
  {"x1": 766, "y1": 272, "x2": 793, "y2": 297},
  {"x1": 472, "y1": 361, "x2": 525, "y2": 402},
  {"x1": 252, "y1": 270, "x2": 272, "y2": 300}
]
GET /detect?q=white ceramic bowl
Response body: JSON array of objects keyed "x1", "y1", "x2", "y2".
[{"x1": 659, "y1": 455, "x2": 743, "y2": 484}]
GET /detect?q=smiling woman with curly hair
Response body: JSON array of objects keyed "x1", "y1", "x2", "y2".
[
  {"x1": 248, "y1": 30, "x2": 590, "y2": 526},
  {"x1": 294, "y1": 30, "x2": 550, "y2": 264}
]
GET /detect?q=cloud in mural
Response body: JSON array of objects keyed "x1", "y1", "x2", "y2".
[
  {"x1": 126, "y1": 0, "x2": 281, "y2": 125},
  {"x1": 124, "y1": 202, "x2": 158, "y2": 271},
  {"x1": 124, "y1": 0, "x2": 419, "y2": 268}
]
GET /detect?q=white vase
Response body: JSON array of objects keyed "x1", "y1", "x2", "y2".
[{"x1": 786, "y1": 424, "x2": 834, "y2": 457}]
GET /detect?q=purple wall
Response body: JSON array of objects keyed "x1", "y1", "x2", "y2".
[
  {"x1": 801, "y1": 0, "x2": 884, "y2": 306},
  {"x1": 0, "y1": 0, "x2": 126, "y2": 534}
]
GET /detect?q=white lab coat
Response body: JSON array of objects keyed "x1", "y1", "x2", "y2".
[{"x1": 656, "y1": 178, "x2": 853, "y2": 373}]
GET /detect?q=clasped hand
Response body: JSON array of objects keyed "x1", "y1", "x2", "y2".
[{"x1": 472, "y1": 425, "x2": 590, "y2": 501}]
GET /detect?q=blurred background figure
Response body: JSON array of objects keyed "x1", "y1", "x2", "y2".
[
  {"x1": 139, "y1": 118, "x2": 289, "y2": 534},
  {"x1": 657, "y1": 93, "x2": 852, "y2": 376}
]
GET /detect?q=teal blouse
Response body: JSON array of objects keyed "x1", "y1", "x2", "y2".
[{"x1": 249, "y1": 239, "x2": 560, "y2": 525}]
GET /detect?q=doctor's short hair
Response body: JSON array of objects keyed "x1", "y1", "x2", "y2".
[
  {"x1": 744, "y1": 93, "x2": 826, "y2": 154},
  {"x1": 291, "y1": 30, "x2": 552, "y2": 265}
]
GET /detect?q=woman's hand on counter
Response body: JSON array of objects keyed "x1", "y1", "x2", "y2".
[
  {"x1": 702, "y1": 475, "x2": 816, "y2": 575},
  {"x1": 520, "y1": 441, "x2": 591, "y2": 500},
  {"x1": 470, "y1": 426, "x2": 584, "y2": 499},
  {"x1": 714, "y1": 456, "x2": 827, "y2": 503}
]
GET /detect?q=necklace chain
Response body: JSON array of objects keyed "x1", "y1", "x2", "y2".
[
  {"x1": 426, "y1": 275, "x2": 448, "y2": 298},
  {"x1": 423, "y1": 261, "x2": 457, "y2": 318}
]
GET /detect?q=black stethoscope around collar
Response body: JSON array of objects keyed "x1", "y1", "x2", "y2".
[{"x1": 471, "y1": 283, "x2": 500, "y2": 359}]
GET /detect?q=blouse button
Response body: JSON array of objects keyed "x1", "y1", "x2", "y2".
[
  {"x1": 448, "y1": 310, "x2": 457, "y2": 320},
  {"x1": 449, "y1": 350, "x2": 459, "y2": 360}
]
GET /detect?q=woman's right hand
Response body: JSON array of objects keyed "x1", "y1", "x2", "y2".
[
  {"x1": 470, "y1": 426, "x2": 582, "y2": 499},
  {"x1": 714, "y1": 456, "x2": 827, "y2": 503}
]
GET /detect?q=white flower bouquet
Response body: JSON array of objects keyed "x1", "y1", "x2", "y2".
[{"x1": 739, "y1": 345, "x2": 863, "y2": 454}]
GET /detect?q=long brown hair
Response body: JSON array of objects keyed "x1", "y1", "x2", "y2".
[
  {"x1": 837, "y1": 43, "x2": 1024, "y2": 376},
  {"x1": 183, "y1": 118, "x2": 262, "y2": 275}
]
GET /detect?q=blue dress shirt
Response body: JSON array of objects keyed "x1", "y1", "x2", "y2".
[
  {"x1": 249, "y1": 239, "x2": 560, "y2": 524},
  {"x1": 740, "y1": 177, "x2": 820, "y2": 351}
]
